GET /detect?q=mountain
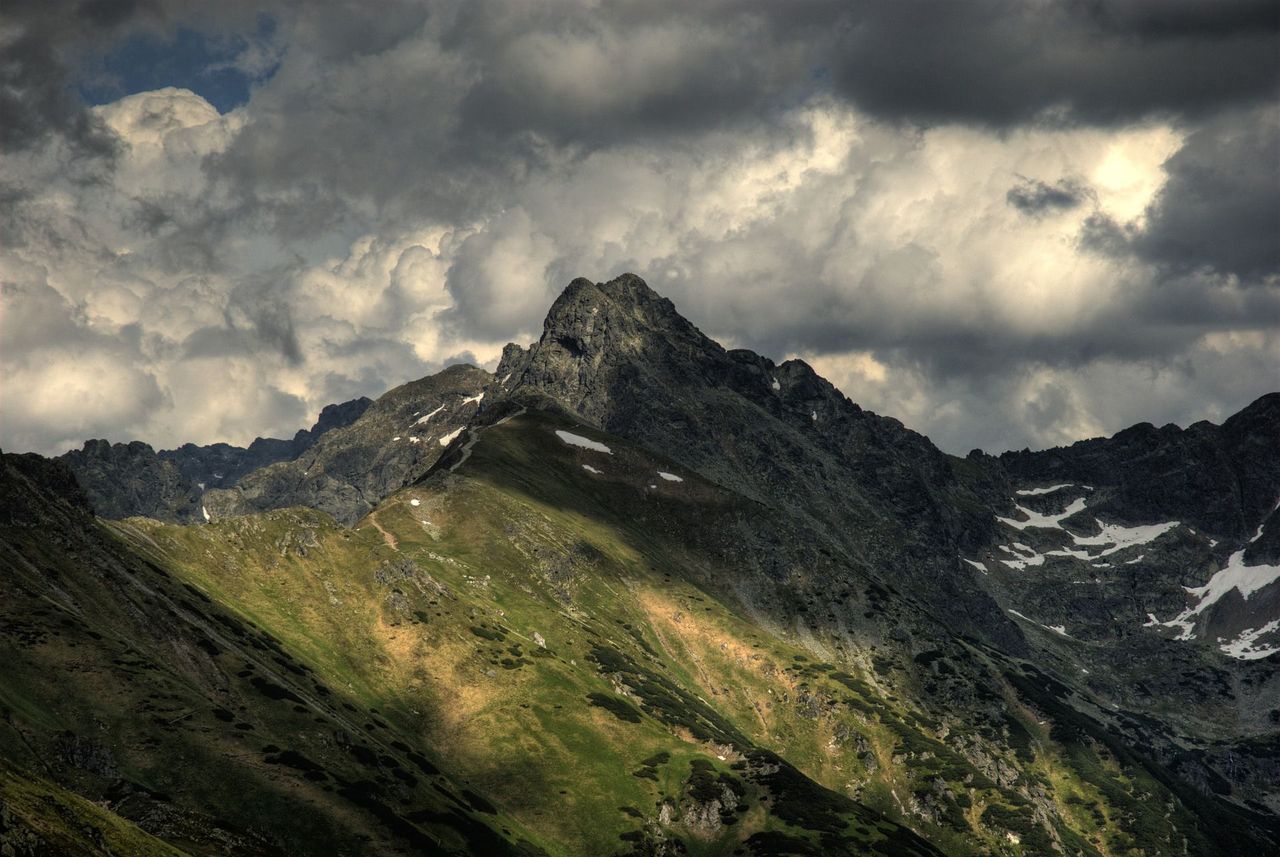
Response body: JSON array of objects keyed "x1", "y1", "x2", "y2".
[
  {"x1": 3, "y1": 274, "x2": 1277, "y2": 856},
  {"x1": 989, "y1": 392, "x2": 1280, "y2": 664},
  {"x1": 58, "y1": 397, "x2": 372, "y2": 523},
  {"x1": 964, "y1": 400, "x2": 1280, "y2": 817},
  {"x1": 202, "y1": 364, "x2": 489, "y2": 524},
  {"x1": 999, "y1": 393, "x2": 1280, "y2": 541},
  {"x1": 166, "y1": 397, "x2": 375, "y2": 494},
  {"x1": 493, "y1": 276, "x2": 1019, "y2": 653}
]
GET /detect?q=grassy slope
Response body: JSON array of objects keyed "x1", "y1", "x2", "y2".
[
  {"x1": 102, "y1": 410, "x2": 1262, "y2": 856},
  {"x1": 0, "y1": 465, "x2": 544, "y2": 856},
  {"x1": 0, "y1": 759, "x2": 192, "y2": 857}
]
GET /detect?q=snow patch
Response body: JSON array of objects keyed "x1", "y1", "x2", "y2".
[
  {"x1": 1000, "y1": 553, "x2": 1045, "y2": 570},
  {"x1": 410, "y1": 499, "x2": 420, "y2": 507},
  {"x1": 1008, "y1": 609, "x2": 1071, "y2": 638},
  {"x1": 771, "y1": 377, "x2": 781, "y2": 391},
  {"x1": 582, "y1": 464, "x2": 602, "y2": 475},
  {"x1": 1220, "y1": 620, "x2": 1280, "y2": 660},
  {"x1": 460, "y1": 392, "x2": 484, "y2": 406},
  {"x1": 554, "y1": 430, "x2": 612, "y2": 454},
  {"x1": 657, "y1": 471, "x2": 683, "y2": 482},
  {"x1": 1183, "y1": 550, "x2": 1280, "y2": 606},
  {"x1": 994, "y1": 491, "x2": 1178, "y2": 572},
  {"x1": 392, "y1": 436, "x2": 401, "y2": 441},
  {"x1": 439, "y1": 427, "x2": 464, "y2": 446},
  {"x1": 415, "y1": 404, "x2": 446, "y2": 424},
  {"x1": 201, "y1": 505, "x2": 210, "y2": 522},
  {"x1": 1045, "y1": 547, "x2": 1093, "y2": 560},
  {"x1": 1072, "y1": 519, "x2": 1178, "y2": 556},
  {"x1": 1015, "y1": 484, "x2": 1075, "y2": 496},
  {"x1": 1155, "y1": 518, "x2": 1280, "y2": 644},
  {"x1": 996, "y1": 497, "x2": 1088, "y2": 530},
  {"x1": 961, "y1": 558, "x2": 988, "y2": 574}
]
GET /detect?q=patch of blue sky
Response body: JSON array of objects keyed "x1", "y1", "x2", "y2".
[{"x1": 77, "y1": 15, "x2": 280, "y2": 113}]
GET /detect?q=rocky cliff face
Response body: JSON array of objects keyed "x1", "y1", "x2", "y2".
[
  {"x1": 0, "y1": 451, "x2": 91, "y2": 525},
  {"x1": 58, "y1": 439, "x2": 203, "y2": 523},
  {"x1": 54, "y1": 273, "x2": 1279, "y2": 674},
  {"x1": 204, "y1": 364, "x2": 489, "y2": 524},
  {"x1": 987, "y1": 393, "x2": 1280, "y2": 664},
  {"x1": 59, "y1": 397, "x2": 372, "y2": 523},
  {"x1": 483, "y1": 274, "x2": 1280, "y2": 810},
  {"x1": 999, "y1": 393, "x2": 1280, "y2": 539},
  {"x1": 166, "y1": 397, "x2": 374, "y2": 490}
]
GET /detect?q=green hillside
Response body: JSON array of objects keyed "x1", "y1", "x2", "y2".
[{"x1": 4, "y1": 409, "x2": 1265, "y2": 854}]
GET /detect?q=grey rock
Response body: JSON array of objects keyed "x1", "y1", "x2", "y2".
[
  {"x1": 59, "y1": 397, "x2": 371, "y2": 523},
  {"x1": 205, "y1": 365, "x2": 489, "y2": 525}
]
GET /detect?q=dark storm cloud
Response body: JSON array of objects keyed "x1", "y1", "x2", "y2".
[
  {"x1": 174, "y1": 0, "x2": 1278, "y2": 263},
  {"x1": 1077, "y1": 107, "x2": 1280, "y2": 283},
  {"x1": 1074, "y1": 0, "x2": 1279, "y2": 39},
  {"x1": 77, "y1": 0, "x2": 149, "y2": 27},
  {"x1": 181, "y1": 320, "x2": 299, "y2": 363},
  {"x1": 179, "y1": 266, "x2": 305, "y2": 363},
  {"x1": 199, "y1": 0, "x2": 840, "y2": 234},
  {"x1": 721, "y1": 289, "x2": 1256, "y2": 383},
  {"x1": 1006, "y1": 176, "x2": 1094, "y2": 216},
  {"x1": 5, "y1": 0, "x2": 1277, "y2": 166},
  {"x1": 0, "y1": 19, "x2": 119, "y2": 156},
  {"x1": 226, "y1": 281, "x2": 303, "y2": 364},
  {"x1": 1078, "y1": 212, "x2": 1133, "y2": 258},
  {"x1": 830, "y1": 0, "x2": 1279, "y2": 128},
  {"x1": 1133, "y1": 108, "x2": 1280, "y2": 281},
  {"x1": 441, "y1": 0, "x2": 1280, "y2": 141},
  {"x1": 451, "y1": 4, "x2": 806, "y2": 147}
]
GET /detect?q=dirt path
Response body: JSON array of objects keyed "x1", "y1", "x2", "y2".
[
  {"x1": 446, "y1": 407, "x2": 526, "y2": 474},
  {"x1": 368, "y1": 513, "x2": 399, "y2": 550}
]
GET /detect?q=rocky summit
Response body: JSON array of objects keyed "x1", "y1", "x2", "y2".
[{"x1": 4, "y1": 274, "x2": 1279, "y2": 857}]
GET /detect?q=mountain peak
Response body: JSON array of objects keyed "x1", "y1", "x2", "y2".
[
  {"x1": 538, "y1": 273, "x2": 696, "y2": 351},
  {"x1": 494, "y1": 274, "x2": 1019, "y2": 651},
  {"x1": 555, "y1": 272, "x2": 661, "y2": 305},
  {"x1": 498, "y1": 274, "x2": 728, "y2": 423},
  {"x1": 595, "y1": 271, "x2": 662, "y2": 302}
]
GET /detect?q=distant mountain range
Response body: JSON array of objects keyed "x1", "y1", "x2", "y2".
[
  {"x1": 3, "y1": 274, "x2": 1276, "y2": 856},
  {"x1": 59, "y1": 396, "x2": 373, "y2": 522}
]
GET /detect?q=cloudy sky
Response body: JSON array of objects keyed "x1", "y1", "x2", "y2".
[{"x1": 2, "y1": 0, "x2": 1277, "y2": 457}]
